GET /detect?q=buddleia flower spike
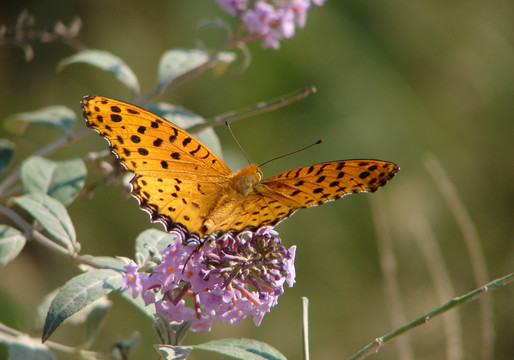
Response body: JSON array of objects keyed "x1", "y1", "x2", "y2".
[{"x1": 121, "y1": 226, "x2": 296, "y2": 331}]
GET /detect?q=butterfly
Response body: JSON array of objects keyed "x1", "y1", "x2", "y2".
[{"x1": 81, "y1": 96, "x2": 399, "y2": 240}]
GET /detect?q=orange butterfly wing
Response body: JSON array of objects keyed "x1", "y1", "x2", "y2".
[
  {"x1": 82, "y1": 96, "x2": 399, "y2": 239},
  {"x1": 81, "y1": 95, "x2": 233, "y2": 236},
  {"x1": 216, "y1": 160, "x2": 399, "y2": 231}
]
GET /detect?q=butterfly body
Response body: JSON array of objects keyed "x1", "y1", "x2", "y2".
[
  {"x1": 196, "y1": 164, "x2": 263, "y2": 234},
  {"x1": 82, "y1": 96, "x2": 399, "y2": 239}
]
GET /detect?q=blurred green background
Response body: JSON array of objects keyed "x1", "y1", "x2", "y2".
[{"x1": 0, "y1": 0, "x2": 512, "y2": 359}]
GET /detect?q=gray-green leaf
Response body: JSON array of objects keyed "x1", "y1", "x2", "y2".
[
  {"x1": 195, "y1": 338, "x2": 286, "y2": 360},
  {"x1": 42, "y1": 269, "x2": 121, "y2": 342},
  {"x1": 21, "y1": 156, "x2": 86, "y2": 206},
  {"x1": 157, "y1": 49, "x2": 209, "y2": 92},
  {"x1": 13, "y1": 193, "x2": 77, "y2": 251},
  {"x1": 135, "y1": 229, "x2": 177, "y2": 261},
  {"x1": 156, "y1": 49, "x2": 236, "y2": 93},
  {"x1": 0, "y1": 139, "x2": 15, "y2": 175},
  {"x1": 5, "y1": 105, "x2": 76, "y2": 134},
  {"x1": 154, "y1": 345, "x2": 192, "y2": 360},
  {"x1": 0, "y1": 225, "x2": 26, "y2": 266},
  {"x1": 59, "y1": 49, "x2": 140, "y2": 93}
]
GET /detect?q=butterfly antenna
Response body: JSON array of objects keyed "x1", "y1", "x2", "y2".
[
  {"x1": 259, "y1": 139, "x2": 324, "y2": 168},
  {"x1": 225, "y1": 120, "x2": 251, "y2": 165}
]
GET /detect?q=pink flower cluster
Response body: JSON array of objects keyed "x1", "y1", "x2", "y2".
[
  {"x1": 121, "y1": 227, "x2": 296, "y2": 331},
  {"x1": 216, "y1": 0, "x2": 326, "y2": 49}
]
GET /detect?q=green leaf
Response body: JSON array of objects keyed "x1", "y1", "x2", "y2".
[
  {"x1": 135, "y1": 229, "x2": 177, "y2": 261},
  {"x1": 0, "y1": 225, "x2": 26, "y2": 266},
  {"x1": 0, "y1": 139, "x2": 15, "y2": 175},
  {"x1": 154, "y1": 345, "x2": 192, "y2": 360},
  {"x1": 42, "y1": 269, "x2": 121, "y2": 342},
  {"x1": 7, "y1": 335, "x2": 56, "y2": 360},
  {"x1": 13, "y1": 193, "x2": 77, "y2": 251},
  {"x1": 195, "y1": 339, "x2": 286, "y2": 360},
  {"x1": 34, "y1": 291, "x2": 112, "y2": 333},
  {"x1": 156, "y1": 49, "x2": 209, "y2": 92},
  {"x1": 59, "y1": 49, "x2": 140, "y2": 93},
  {"x1": 148, "y1": 102, "x2": 222, "y2": 159},
  {"x1": 21, "y1": 157, "x2": 87, "y2": 206},
  {"x1": 5, "y1": 106, "x2": 76, "y2": 134}
]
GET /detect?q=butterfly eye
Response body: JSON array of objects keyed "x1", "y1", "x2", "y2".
[{"x1": 256, "y1": 167, "x2": 263, "y2": 181}]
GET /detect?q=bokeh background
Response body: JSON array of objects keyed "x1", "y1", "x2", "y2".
[{"x1": 0, "y1": 1, "x2": 512, "y2": 359}]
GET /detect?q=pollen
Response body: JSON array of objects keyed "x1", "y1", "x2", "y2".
[{"x1": 168, "y1": 266, "x2": 175, "y2": 273}]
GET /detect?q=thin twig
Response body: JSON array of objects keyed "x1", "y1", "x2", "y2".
[{"x1": 187, "y1": 86, "x2": 317, "y2": 133}]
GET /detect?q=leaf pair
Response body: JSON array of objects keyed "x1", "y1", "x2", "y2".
[{"x1": 58, "y1": 48, "x2": 235, "y2": 95}]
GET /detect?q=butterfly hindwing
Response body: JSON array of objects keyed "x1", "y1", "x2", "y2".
[
  {"x1": 206, "y1": 192, "x2": 296, "y2": 234},
  {"x1": 131, "y1": 175, "x2": 224, "y2": 235}
]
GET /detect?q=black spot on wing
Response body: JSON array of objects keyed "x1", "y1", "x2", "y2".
[{"x1": 111, "y1": 114, "x2": 122, "y2": 122}]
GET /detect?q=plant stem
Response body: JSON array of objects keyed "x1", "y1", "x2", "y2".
[
  {"x1": 188, "y1": 86, "x2": 317, "y2": 133},
  {"x1": 302, "y1": 297, "x2": 310, "y2": 360}
]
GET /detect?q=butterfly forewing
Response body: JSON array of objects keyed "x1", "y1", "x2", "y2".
[
  {"x1": 260, "y1": 159, "x2": 399, "y2": 208},
  {"x1": 82, "y1": 96, "x2": 234, "y2": 236},
  {"x1": 81, "y1": 96, "x2": 232, "y2": 178}
]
